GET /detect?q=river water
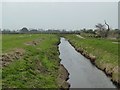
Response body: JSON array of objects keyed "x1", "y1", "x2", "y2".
[{"x1": 59, "y1": 37, "x2": 116, "y2": 88}]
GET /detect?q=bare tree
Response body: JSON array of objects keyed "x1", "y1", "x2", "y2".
[
  {"x1": 20, "y1": 27, "x2": 29, "y2": 33},
  {"x1": 104, "y1": 20, "x2": 110, "y2": 37},
  {"x1": 95, "y1": 23, "x2": 105, "y2": 30},
  {"x1": 95, "y1": 23, "x2": 106, "y2": 38}
]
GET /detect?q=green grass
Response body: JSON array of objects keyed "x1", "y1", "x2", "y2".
[
  {"x1": 2, "y1": 34, "x2": 60, "y2": 88},
  {"x1": 2, "y1": 34, "x2": 42, "y2": 52}
]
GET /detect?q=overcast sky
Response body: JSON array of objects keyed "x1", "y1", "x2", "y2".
[{"x1": 1, "y1": 2, "x2": 118, "y2": 30}]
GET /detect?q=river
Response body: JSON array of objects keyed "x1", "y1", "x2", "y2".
[{"x1": 59, "y1": 37, "x2": 116, "y2": 88}]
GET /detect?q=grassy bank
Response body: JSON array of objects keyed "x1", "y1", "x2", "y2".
[
  {"x1": 2, "y1": 34, "x2": 68, "y2": 88},
  {"x1": 64, "y1": 34, "x2": 119, "y2": 86}
]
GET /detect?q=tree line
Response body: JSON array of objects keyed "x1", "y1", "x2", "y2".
[
  {"x1": 1, "y1": 27, "x2": 81, "y2": 34},
  {"x1": 1, "y1": 21, "x2": 120, "y2": 39}
]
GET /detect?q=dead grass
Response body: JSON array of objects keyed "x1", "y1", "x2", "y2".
[{"x1": 2, "y1": 48, "x2": 25, "y2": 67}]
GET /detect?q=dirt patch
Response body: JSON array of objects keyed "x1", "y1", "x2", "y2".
[
  {"x1": 24, "y1": 38, "x2": 44, "y2": 46},
  {"x1": 1, "y1": 48, "x2": 25, "y2": 67},
  {"x1": 57, "y1": 64, "x2": 70, "y2": 89}
]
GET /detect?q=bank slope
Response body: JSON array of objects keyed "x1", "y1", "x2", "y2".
[{"x1": 65, "y1": 34, "x2": 119, "y2": 87}]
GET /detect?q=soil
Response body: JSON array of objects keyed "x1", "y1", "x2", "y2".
[
  {"x1": 24, "y1": 38, "x2": 44, "y2": 46},
  {"x1": 1, "y1": 48, "x2": 25, "y2": 67}
]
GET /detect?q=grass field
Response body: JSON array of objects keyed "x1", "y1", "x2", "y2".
[
  {"x1": 64, "y1": 34, "x2": 119, "y2": 84},
  {"x1": 2, "y1": 34, "x2": 42, "y2": 52},
  {"x1": 2, "y1": 34, "x2": 62, "y2": 88}
]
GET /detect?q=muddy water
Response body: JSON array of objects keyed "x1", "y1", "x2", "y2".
[{"x1": 59, "y1": 38, "x2": 116, "y2": 88}]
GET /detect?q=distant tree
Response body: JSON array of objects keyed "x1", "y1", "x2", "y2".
[
  {"x1": 81, "y1": 28, "x2": 87, "y2": 33},
  {"x1": 2, "y1": 29, "x2": 11, "y2": 34},
  {"x1": 95, "y1": 23, "x2": 105, "y2": 31},
  {"x1": 20, "y1": 27, "x2": 29, "y2": 33},
  {"x1": 29, "y1": 29, "x2": 38, "y2": 33},
  {"x1": 95, "y1": 23, "x2": 106, "y2": 38},
  {"x1": 86, "y1": 29, "x2": 95, "y2": 34}
]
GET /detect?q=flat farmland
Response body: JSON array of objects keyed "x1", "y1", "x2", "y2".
[{"x1": 1, "y1": 34, "x2": 119, "y2": 88}]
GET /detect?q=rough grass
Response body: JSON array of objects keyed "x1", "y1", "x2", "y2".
[{"x1": 2, "y1": 34, "x2": 60, "y2": 88}]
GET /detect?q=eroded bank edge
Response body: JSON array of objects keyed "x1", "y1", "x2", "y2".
[
  {"x1": 57, "y1": 38, "x2": 70, "y2": 89},
  {"x1": 66, "y1": 38, "x2": 119, "y2": 88}
]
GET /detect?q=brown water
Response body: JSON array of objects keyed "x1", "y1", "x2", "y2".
[{"x1": 59, "y1": 37, "x2": 116, "y2": 88}]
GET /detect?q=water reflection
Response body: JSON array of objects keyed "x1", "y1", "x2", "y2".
[{"x1": 59, "y1": 38, "x2": 116, "y2": 88}]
